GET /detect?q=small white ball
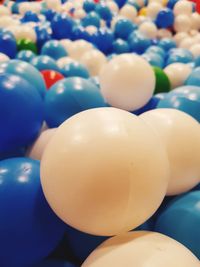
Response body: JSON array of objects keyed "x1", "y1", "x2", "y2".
[
  {"x1": 0, "y1": 5, "x2": 10, "y2": 16},
  {"x1": 107, "y1": 1, "x2": 119, "y2": 13},
  {"x1": 99, "y1": 54, "x2": 155, "y2": 111},
  {"x1": 85, "y1": 26, "x2": 98, "y2": 35},
  {"x1": 68, "y1": 40, "x2": 94, "y2": 60},
  {"x1": 146, "y1": 2, "x2": 163, "y2": 19},
  {"x1": 173, "y1": 32, "x2": 189, "y2": 45},
  {"x1": 119, "y1": 5, "x2": 137, "y2": 22},
  {"x1": 173, "y1": 0, "x2": 193, "y2": 16},
  {"x1": 164, "y1": 63, "x2": 192, "y2": 89},
  {"x1": 179, "y1": 37, "x2": 194, "y2": 49},
  {"x1": 157, "y1": 29, "x2": 173, "y2": 39},
  {"x1": 60, "y1": 39, "x2": 72, "y2": 53},
  {"x1": 189, "y1": 44, "x2": 200, "y2": 58},
  {"x1": 174, "y1": 14, "x2": 192, "y2": 32},
  {"x1": 57, "y1": 57, "x2": 76, "y2": 69},
  {"x1": 74, "y1": 8, "x2": 86, "y2": 20},
  {"x1": 191, "y1": 12, "x2": 200, "y2": 30},
  {"x1": 0, "y1": 53, "x2": 10, "y2": 63},
  {"x1": 139, "y1": 21, "x2": 157, "y2": 39}
]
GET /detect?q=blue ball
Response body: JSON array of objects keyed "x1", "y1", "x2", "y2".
[
  {"x1": 114, "y1": 18, "x2": 137, "y2": 40},
  {"x1": 167, "y1": 0, "x2": 179, "y2": 9},
  {"x1": 81, "y1": 11, "x2": 101, "y2": 28},
  {"x1": 11, "y1": 2, "x2": 19, "y2": 13},
  {"x1": 51, "y1": 13, "x2": 74, "y2": 39},
  {"x1": 155, "y1": 8, "x2": 174, "y2": 28},
  {"x1": 61, "y1": 62, "x2": 90, "y2": 78},
  {"x1": 0, "y1": 59, "x2": 46, "y2": 98},
  {"x1": 41, "y1": 40, "x2": 68, "y2": 60},
  {"x1": 72, "y1": 26, "x2": 91, "y2": 41},
  {"x1": 91, "y1": 28, "x2": 114, "y2": 54},
  {"x1": 142, "y1": 53, "x2": 165, "y2": 68},
  {"x1": 31, "y1": 55, "x2": 60, "y2": 72},
  {"x1": 166, "y1": 48, "x2": 193, "y2": 65},
  {"x1": 41, "y1": 9, "x2": 56, "y2": 22},
  {"x1": 45, "y1": 77, "x2": 106, "y2": 127},
  {"x1": 155, "y1": 191, "x2": 200, "y2": 259},
  {"x1": 0, "y1": 158, "x2": 65, "y2": 267},
  {"x1": 0, "y1": 28, "x2": 17, "y2": 59},
  {"x1": 192, "y1": 183, "x2": 200, "y2": 191},
  {"x1": 32, "y1": 260, "x2": 76, "y2": 267},
  {"x1": 0, "y1": 74, "x2": 44, "y2": 152},
  {"x1": 83, "y1": 0, "x2": 96, "y2": 12},
  {"x1": 16, "y1": 50, "x2": 36, "y2": 62},
  {"x1": 114, "y1": 0, "x2": 127, "y2": 8},
  {"x1": 89, "y1": 76, "x2": 100, "y2": 88},
  {"x1": 158, "y1": 38, "x2": 176, "y2": 51},
  {"x1": 35, "y1": 26, "x2": 52, "y2": 52},
  {"x1": 112, "y1": 39, "x2": 130, "y2": 54},
  {"x1": 172, "y1": 85, "x2": 200, "y2": 102},
  {"x1": 0, "y1": 147, "x2": 26, "y2": 161},
  {"x1": 146, "y1": 45, "x2": 166, "y2": 58},
  {"x1": 185, "y1": 67, "x2": 200, "y2": 87},
  {"x1": 133, "y1": 96, "x2": 160, "y2": 115},
  {"x1": 128, "y1": 31, "x2": 151, "y2": 54},
  {"x1": 21, "y1": 11, "x2": 40, "y2": 23},
  {"x1": 194, "y1": 55, "x2": 200, "y2": 67},
  {"x1": 95, "y1": 3, "x2": 113, "y2": 21}
]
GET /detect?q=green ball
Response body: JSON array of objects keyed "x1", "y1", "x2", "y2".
[
  {"x1": 153, "y1": 66, "x2": 171, "y2": 94},
  {"x1": 17, "y1": 39, "x2": 37, "y2": 54}
]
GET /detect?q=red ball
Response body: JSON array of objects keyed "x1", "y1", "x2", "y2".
[{"x1": 40, "y1": 70, "x2": 64, "y2": 90}]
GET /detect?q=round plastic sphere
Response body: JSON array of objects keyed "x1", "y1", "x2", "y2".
[
  {"x1": 146, "y1": 45, "x2": 166, "y2": 58},
  {"x1": 139, "y1": 21, "x2": 157, "y2": 39},
  {"x1": 40, "y1": 70, "x2": 64, "y2": 89},
  {"x1": 44, "y1": 77, "x2": 106, "y2": 127},
  {"x1": 158, "y1": 38, "x2": 176, "y2": 52},
  {"x1": 185, "y1": 67, "x2": 200, "y2": 87},
  {"x1": 119, "y1": 4, "x2": 137, "y2": 22},
  {"x1": 41, "y1": 107, "x2": 169, "y2": 236},
  {"x1": 51, "y1": 13, "x2": 74, "y2": 40},
  {"x1": 61, "y1": 62, "x2": 90, "y2": 78},
  {"x1": 164, "y1": 62, "x2": 192, "y2": 88},
  {"x1": 21, "y1": 10, "x2": 40, "y2": 23},
  {"x1": 107, "y1": 1, "x2": 119, "y2": 13},
  {"x1": 57, "y1": 56, "x2": 75, "y2": 69},
  {"x1": 16, "y1": 50, "x2": 36, "y2": 62},
  {"x1": 114, "y1": 18, "x2": 136, "y2": 40},
  {"x1": 28, "y1": 128, "x2": 56, "y2": 160},
  {"x1": 80, "y1": 49, "x2": 107, "y2": 76},
  {"x1": 91, "y1": 28, "x2": 114, "y2": 54},
  {"x1": 146, "y1": 2, "x2": 163, "y2": 19},
  {"x1": 112, "y1": 39, "x2": 130, "y2": 54},
  {"x1": 0, "y1": 28, "x2": 17, "y2": 58},
  {"x1": 95, "y1": 3, "x2": 112, "y2": 21},
  {"x1": 191, "y1": 12, "x2": 200, "y2": 31},
  {"x1": 179, "y1": 37, "x2": 194, "y2": 50},
  {"x1": 0, "y1": 73, "x2": 44, "y2": 152},
  {"x1": 142, "y1": 53, "x2": 165, "y2": 68},
  {"x1": 133, "y1": 96, "x2": 160, "y2": 115},
  {"x1": 174, "y1": 15, "x2": 192, "y2": 32},
  {"x1": 81, "y1": 11, "x2": 101, "y2": 28},
  {"x1": 67, "y1": 40, "x2": 94, "y2": 61},
  {"x1": 173, "y1": 32, "x2": 189, "y2": 45},
  {"x1": 189, "y1": 44, "x2": 200, "y2": 58},
  {"x1": 83, "y1": 1, "x2": 96, "y2": 13},
  {"x1": 0, "y1": 5, "x2": 10, "y2": 16},
  {"x1": 128, "y1": 31, "x2": 151, "y2": 54},
  {"x1": 153, "y1": 66, "x2": 171, "y2": 94},
  {"x1": 41, "y1": 40, "x2": 67, "y2": 60},
  {"x1": 0, "y1": 59, "x2": 46, "y2": 98},
  {"x1": 0, "y1": 52, "x2": 9, "y2": 62},
  {"x1": 167, "y1": 0, "x2": 179, "y2": 9},
  {"x1": 173, "y1": 0, "x2": 193, "y2": 16},
  {"x1": 72, "y1": 25, "x2": 91, "y2": 42},
  {"x1": 155, "y1": 191, "x2": 200, "y2": 259},
  {"x1": 10, "y1": 25, "x2": 37, "y2": 43},
  {"x1": 99, "y1": 54, "x2": 155, "y2": 111},
  {"x1": 141, "y1": 109, "x2": 200, "y2": 195},
  {"x1": 17, "y1": 38, "x2": 37, "y2": 54},
  {"x1": 82, "y1": 231, "x2": 199, "y2": 267},
  {"x1": 0, "y1": 158, "x2": 65, "y2": 267},
  {"x1": 31, "y1": 55, "x2": 59, "y2": 72},
  {"x1": 35, "y1": 26, "x2": 52, "y2": 52},
  {"x1": 155, "y1": 8, "x2": 174, "y2": 28}
]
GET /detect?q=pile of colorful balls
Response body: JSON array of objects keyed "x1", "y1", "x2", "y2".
[{"x1": 0, "y1": 0, "x2": 200, "y2": 266}]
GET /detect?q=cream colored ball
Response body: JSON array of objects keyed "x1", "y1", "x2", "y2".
[
  {"x1": 0, "y1": 53, "x2": 10, "y2": 63},
  {"x1": 80, "y1": 49, "x2": 107, "y2": 76},
  {"x1": 41, "y1": 108, "x2": 169, "y2": 236},
  {"x1": 173, "y1": 32, "x2": 189, "y2": 45},
  {"x1": 173, "y1": 0, "x2": 193, "y2": 16},
  {"x1": 99, "y1": 54, "x2": 155, "y2": 111},
  {"x1": 189, "y1": 44, "x2": 200, "y2": 58},
  {"x1": 179, "y1": 37, "x2": 194, "y2": 49},
  {"x1": 146, "y1": 2, "x2": 162, "y2": 19},
  {"x1": 174, "y1": 14, "x2": 192, "y2": 32},
  {"x1": 141, "y1": 109, "x2": 200, "y2": 195},
  {"x1": 157, "y1": 29, "x2": 173, "y2": 39},
  {"x1": 107, "y1": 1, "x2": 119, "y2": 13},
  {"x1": 139, "y1": 21, "x2": 157, "y2": 39},
  {"x1": 85, "y1": 26, "x2": 98, "y2": 35},
  {"x1": 57, "y1": 57, "x2": 76, "y2": 69},
  {"x1": 191, "y1": 12, "x2": 200, "y2": 30},
  {"x1": 67, "y1": 40, "x2": 94, "y2": 60},
  {"x1": 82, "y1": 231, "x2": 200, "y2": 267},
  {"x1": 60, "y1": 39, "x2": 73, "y2": 53},
  {"x1": 164, "y1": 63, "x2": 192, "y2": 89},
  {"x1": 119, "y1": 5, "x2": 137, "y2": 22},
  {"x1": 74, "y1": 8, "x2": 86, "y2": 20},
  {"x1": 0, "y1": 5, "x2": 10, "y2": 16}
]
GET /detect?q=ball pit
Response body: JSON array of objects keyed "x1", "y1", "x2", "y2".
[{"x1": 0, "y1": 0, "x2": 200, "y2": 266}]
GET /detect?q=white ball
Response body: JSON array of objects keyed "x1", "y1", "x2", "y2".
[
  {"x1": 74, "y1": 8, "x2": 86, "y2": 19},
  {"x1": 191, "y1": 12, "x2": 200, "y2": 30},
  {"x1": 157, "y1": 29, "x2": 173, "y2": 39},
  {"x1": 107, "y1": 1, "x2": 119, "y2": 13},
  {"x1": 0, "y1": 5, "x2": 10, "y2": 16},
  {"x1": 67, "y1": 40, "x2": 94, "y2": 60},
  {"x1": 59, "y1": 39, "x2": 73, "y2": 53},
  {"x1": 0, "y1": 53, "x2": 9, "y2": 63},
  {"x1": 57, "y1": 57, "x2": 76, "y2": 69},
  {"x1": 146, "y1": 2, "x2": 163, "y2": 19},
  {"x1": 173, "y1": 32, "x2": 189, "y2": 45},
  {"x1": 141, "y1": 109, "x2": 200, "y2": 195},
  {"x1": 27, "y1": 129, "x2": 57, "y2": 161},
  {"x1": 174, "y1": 15, "x2": 192, "y2": 32},
  {"x1": 85, "y1": 26, "x2": 98, "y2": 35},
  {"x1": 189, "y1": 43, "x2": 200, "y2": 58},
  {"x1": 8, "y1": 25, "x2": 37, "y2": 42},
  {"x1": 41, "y1": 108, "x2": 169, "y2": 236},
  {"x1": 139, "y1": 21, "x2": 157, "y2": 39},
  {"x1": 179, "y1": 37, "x2": 194, "y2": 49},
  {"x1": 80, "y1": 49, "x2": 107, "y2": 76},
  {"x1": 45, "y1": 0, "x2": 61, "y2": 9},
  {"x1": 135, "y1": 0, "x2": 145, "y2": 7},
  {"x1": 134, "y1": 16, "x2": 148, "y2": 25},
  {"x1": 82, "y1": 231, "x2": 200, "y2": 267},
  {"x1": 164, "y1": 63, "x2": 192, "y2": 89},
  {"x1": 99, "y1": 54, "x2": 155, "y2": 111},
  {"x1": 119, "y1": 5, "x2": 137, "y2": 22},
  {"x1": 173, "y1": 0, "x2": 193, "y2": 16}
]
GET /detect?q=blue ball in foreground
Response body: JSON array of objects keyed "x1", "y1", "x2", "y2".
[
  {"x1": 112, "y1": 39, "x2": 130, "y2": 54},
  {"x1": 0, "y1": 59, "x2": 46, "y2": 98},
  {"x1": 0, "y1": 158, "x2": 65, "y2": 267},
  {"x1": 155, "y1": 191, "x2": 200, "y2": 259},
  {"x1": 31, "y1": 55, "x2": 60, "y2": 72},
  {"x1": 41, "y1": 40, "x2": 68, "y2": 60},
  {"x1": 45, "y1": 77, "x2": 106, "y2": 127},
  {"x1": 185, "y1": 67, "x2": 200, "y2": 87},
  {"x1": 61, "y1": 62, "x2": 90, "y2": 78},
  {"x1": 0, "y1": 73, "x2": 43, "y2": 152},
  {"x1": 0, "y1": 28, "x2": 17, "y2": 58},
  {"x1": 16, "y1": 50, "x2": 36, "y2": 62}
]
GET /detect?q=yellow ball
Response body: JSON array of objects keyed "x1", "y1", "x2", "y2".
[{"x1": 139, "y1": 7, "x2": 147, "y2": 16}]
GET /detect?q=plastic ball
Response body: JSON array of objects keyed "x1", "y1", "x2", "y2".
[
  {"x1": 0, "y1": 5, "x2": 10, "y2": 16},
  {"x1": 139, "y1": 21, "x2": 157, "y2": 39},
  {"x1": 128, "y1": 31, "x2": 151, "y2": 54},
  {"x1": 41, "y1": 8, "x2": 56, "y2": 22},
  {"x1": 133, "y1": 96, "x2": 160, "y2": 115},
  {"x1": 191, "y1": 12, "x2": 200, "y2": 30},
  {"x1": 80, "y1": 49, "x2": 107, "y2": 76},
  {"x1": 44, "y1": 77, "x2": 105, "y2": 127},
  {"x1": 16, "y1": 50, "x2": 36, "y2": 62},
  {"x1": 41, "y1": 107, "x2": 169, "y2": 236},
  {"x1": 21, "y1": 10, "x2": 40, "y2": 23},
  {"x1": 141, "y1": 109, "x2": 200, "y2": 195},
  {"x1": 107, "y1": 1, "x2": 119, "y2": 13},
  {"x1": 189, "y1": 44, "x2": 200, "y2": 58},
  {"x1": 40, "y1": 70, "x2": 64, "y2": 89},
  {"x1": 83, "y1": 1, "x2": 96, "y2": 13},
  {"x1": 146, "y1": 2, "x2": 162, "y2": 19},
  {"x1": 67, "y1": 40, "x2": 94, "y2": 60},
  {"x1": 10, "y1": 24, "x2": 37, "y2": 43},
  {"x1": 0, "y1": 158, "x2": 65, "y2": 267},
  {"x1": 82, "y1": 231, "x2": 199, "y2": 266},
  {"x1": 114, "y1": 18, "x2": 136, "y2": 40},
  {"x1": 81, "y1": 11, "x2": 101, "y2": 28},
  {"x1": 51, "y1": 13, "x2": 74, "y2": 40},
  {"x1": 71, "y1": 25, "x2": 91, "y2": 42},
  {"x1": 57, "y1": 56, "x2": 75, "y2": 69},
  {"x1": 164, "y1": 63, "x2": 192, "y2": 88},
  {"x1": 31, "y1": 55, "x2": 59, "y2": 72},
  {"x1": 158, "y1": 38, "x2": 176, "y2": 51},
  {"x1": 142, "y1": 52, "x2": 165, "y2": 68},
  {"x1": 0, "y1": 59, "x2": 46, "y2": 98},
  {"x1": 99, "y1": 54, "x2": 155, "y2": 111},
  {"x1": 173, "y1": 0, "x2": 193, "y2": 16},
  {"x1": 0, "y1": 28, "x2": 17, "y2": 59},
  {"x1": 173, "y1": 32, "x2": 189, "y2": 45},
  {"x1": 91, "y1": 28, "x2": 114, "y2": 54},
  {"x1": 155, "y1": 8, "x2": 174, "y2": 28},
  {"x1": 119, "y1": 4, "x2": 137, "y2": 22},
  {"x1": 28, "y1": 128, "x2": 56, "y2": 160},
  {"x1": 153, "y1": 66, "x2": 171, "y2": 94},
  {"x1": 35, "y1": 26, "x2": 52, "y2": 52},
  {"x1": 85, "y1": 25, "x2": 98, "y2": 35},
  {"x1": 41, "y1": 40, "x2": 67, "y2": 60},
  {"x1": 17, "y1": 38, "x2": 37, "y2": 54},
  {"x1": 179, "y1": 37, "x2": 194, "y2": 49},
  {"x1": 146, "y1": 45, "x2": 166, "y2": 57},
  {"x1": 0, "y1": 52, "x2": 9, "y2": 62},
  {"x1": 157, "y1": 28, "x2": 173, "y2": 38},
  {"x1": 166, "y1": 48, "x2": 193, "y2": 65},
  {"x1": 155, "y1": 191, "x2": 200, "y2": 259},
  {"x1": 174, "y1": 14, "x2": 192, "y2": 32},
  {"x1": 95, "y1": 3, "x2": 112, "y2": 21},
  {"x1": 61, "y1": 61, "x2": 90, "y2": 78},
  {"x1": 112, "y1": 39, "x2": 130, "y2": 54},
  {"x1": 185, "y1": 67, "x2": 200, "y2": 87}
]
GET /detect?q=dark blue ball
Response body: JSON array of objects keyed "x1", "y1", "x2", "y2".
[
  {"x1": 51, "y1": 13, "x2": 74, "y2": 40},
  {"x1": 72, "y1": 26, "x2": 91, "y2": 42},
  {"x1": 83, "y1": 0, "x2": 96, "y2": 12},
  {"x1": 133, "y1": 97, "x2": 160, "y2": 115},
  {"x1": 21, "y1": 11, "x2": 40, "y2": 23},
  {"x1": 81, "y1": 11, "x2": 101, "y2": 28},
  {"x1": 128, "y1": 31, "x2": 151, "y2": 54},
  {"x1": 0, "y1": 28, "x2": 17, "y2": 59},
  {"x1": 35, "y1": 26, "x2": 52, "y2": 52},
  {"x1": 167, "y1": 0, "x2": 179, "y2": 9},
  {"x1": 155, "y1": 8, "x2": 174, "y2": 28},
  {"x1": 95, "y1": 3, "x2": 113, "y2": 21},
  {"x1": 114, "y1": 18, "x2": 137, "y2": 40},
  {"x1": 91, "y1": 28, "x2": 114, "y2": 54},
  {"x1": 112, "y1": 39, "x2": 130, "y2": 54},
  {"x1": 41, "y1": 9, "x2": 56, "y2": 22}
]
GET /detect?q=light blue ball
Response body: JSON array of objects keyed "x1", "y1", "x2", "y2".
[
  {"x1": 61, "y1": 62, "x2": 90, "y2": 78},
  {"x1": 158, "y1": 38, "x2": 176, "y2": 51},
  {"x1": 112, "y1": 39, "x2": 130, "y2": 54},
  {"x1": 114, "y1": 18, "x2": 137, "y2": 40},
  {"x1": 30, "y1": 55, "x2": 60, "y2": 72},
  {"x1": 16, "y1": 50, "x2": 36, "y2": 62},
  {"x1": 41, "y1": 40, "x2": 68, "y2": 60},
  {"x1": 81, "y1": 11, "x2": 101, "y2": 28},
  {"x1": 146, "y1": 46, "x2": 166, "y2": 58},
  {"x1": 142, "y1": 53, "x2": 165, "y2": 68},
  {"x1": 185, "y1": 67, "x2": 200, "y2": 87},
  {"x1": 128, "y1": 31, "x2": 151, "y2": 54}
]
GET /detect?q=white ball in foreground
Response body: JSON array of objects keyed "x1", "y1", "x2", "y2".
[
  {"x1": 41, "y1": 108, "x2": 169, "y2": 236},
  {"x1": 99, "y1": 54, "x2": 155, "y2": 111},
  {"x1": 82, "y1": 231, "x2": 200, "y2": 267},
  {"x1": 140, "y1": 109, "x2": 200, "y2": 195}
]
